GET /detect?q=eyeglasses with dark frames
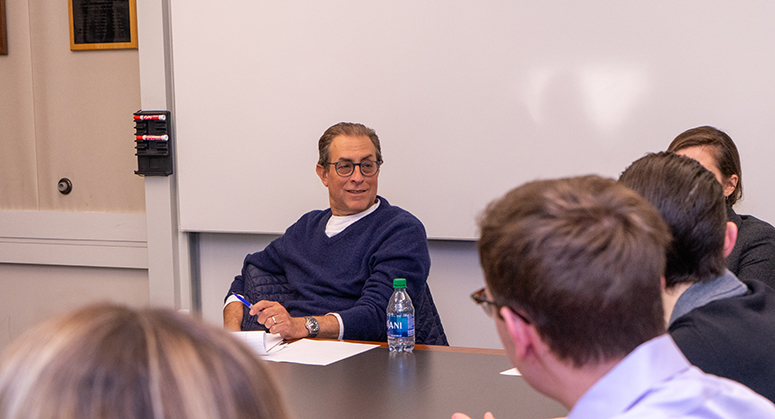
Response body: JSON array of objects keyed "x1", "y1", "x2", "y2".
[
  {"x1": 326, "y1": 160, "x2": 382, "y2": 177},
  {"x1": 470, "y1": 287, "x2": 531, "y2": 324}
]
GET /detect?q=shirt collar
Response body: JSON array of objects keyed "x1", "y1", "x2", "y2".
[
  {"x1": 325, "y1": 198, "x2": 380, "y2": 237},
  {"x1": 669, "y1": 269, "x2": 747, "y2": 326}
]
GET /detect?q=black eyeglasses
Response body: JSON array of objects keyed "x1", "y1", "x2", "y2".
[
  {"x1": 470, "y1": 287, "x2": 531, "y2": 324},
  {"x1": 326, "y1": 160, "x2": 382, "y2": 177}
]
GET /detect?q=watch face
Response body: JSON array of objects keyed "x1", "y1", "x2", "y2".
[{"x1": 305, "y1": 317, "x2": 320, "y2": 335}]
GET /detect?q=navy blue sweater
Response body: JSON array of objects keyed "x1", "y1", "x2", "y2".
[{"x1": 228, "y1": 197, "x2": 445, "y2": 342}]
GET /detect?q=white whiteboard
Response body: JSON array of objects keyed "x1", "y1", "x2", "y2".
[{"x1": 170, "y1": 1, "x2": 775, "y2": 239}]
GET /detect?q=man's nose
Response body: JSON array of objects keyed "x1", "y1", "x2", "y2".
[{"x1": 350, "y1": 166, "x2": 365, "y2": 181}]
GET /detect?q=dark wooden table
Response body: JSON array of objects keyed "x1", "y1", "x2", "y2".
[{"x1": 264, "y1": 343, "x2": 568, "y2": 419}]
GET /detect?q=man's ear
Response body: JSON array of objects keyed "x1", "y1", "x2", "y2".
[
  {"x1": 723, "y1": 221, "x2": 738, "y2": 258},
  {"x1": 316, "y1": 164, "x2": 329, "y2": 187},
  {"x1": 660, "y1": 276, "x2": 667, "y2": 292},
  {"x1": 500, "y1": 306, "x2": 536, "y2": 360}
]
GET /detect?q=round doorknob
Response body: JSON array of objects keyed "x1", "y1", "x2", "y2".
[{"x1": 58, "y1": 178, "x2": 73, "y2": 194}]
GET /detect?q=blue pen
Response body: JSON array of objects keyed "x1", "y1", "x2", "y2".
[{"x1": 233, "y1": 293, "x2": 252, "y2": 309}]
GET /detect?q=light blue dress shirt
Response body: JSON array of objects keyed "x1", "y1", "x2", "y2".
[{"x1": 568, "y1": 335, "x2": 775, "y2": 418}]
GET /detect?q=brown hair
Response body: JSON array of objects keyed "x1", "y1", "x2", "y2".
[
  {"x1": 667, "y1": 125, "x2": 743, "y2": 206},
  {"x1": 478, "y1": 176, "x2": 670, "y2": 367},
  {"x1": 317, "y1": 122, "x2": 382, "y2": 166},
  {"x1": 0, "y1": 304, "x2": 290, "y2": 419},
  {"x1": 619, "y1": 152, "x2": 728, "y2": 286}
]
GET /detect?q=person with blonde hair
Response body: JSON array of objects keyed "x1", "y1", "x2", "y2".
[{"x1": 0, "y1": 303, "x2": 290, "y2": 419}]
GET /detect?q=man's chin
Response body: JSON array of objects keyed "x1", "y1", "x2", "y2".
[{"x1": 344, "y1": 197, "x2": 372, "y2": 213}]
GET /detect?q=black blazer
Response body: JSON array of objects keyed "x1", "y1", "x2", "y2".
[{"x1": 727, "y1": 207, "x2": 775, "y2": 290}]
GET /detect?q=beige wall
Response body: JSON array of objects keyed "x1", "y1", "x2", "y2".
[
  {"x1": 0, "y1": 0, "x2": 37, "y2": 209},
  {"x1": 0, "y1": 0, "x2": 145, "y2": 211},
  {"x1": 0, "y1": 263, "x2": 149, "y2": 349},
  {"x1": 0, "y1": 0, "x2": 150, "y2": 352}
]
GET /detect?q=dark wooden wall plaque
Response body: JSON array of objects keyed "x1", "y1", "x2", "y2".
[
  {"x1": 68, "y1": 0, "x2": 137, "y2": 50},
  {"x1": 1, "y1": 0, "x2": 8, "y2": 55}
]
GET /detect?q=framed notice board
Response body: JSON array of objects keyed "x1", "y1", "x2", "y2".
[{"x1": 68, "y1": 0, "x2": 138, "y2": 51}]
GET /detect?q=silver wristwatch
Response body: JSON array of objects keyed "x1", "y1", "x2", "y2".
[{"x1": 304, "y1": 316, "x2": 319, "y2": 338}]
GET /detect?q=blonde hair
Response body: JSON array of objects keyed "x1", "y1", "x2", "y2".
[{"x1": 0, "y1": 303, "x2": 290, "y2": 419}]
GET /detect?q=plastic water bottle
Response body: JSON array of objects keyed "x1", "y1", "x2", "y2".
[{"x1": 387, "y1": 278, "x2": 415, "y2": 352}]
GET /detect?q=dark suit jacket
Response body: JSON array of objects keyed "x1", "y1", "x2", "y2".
[{"x1": 727, "y1": 207, "x2": 775, "y2": 290}]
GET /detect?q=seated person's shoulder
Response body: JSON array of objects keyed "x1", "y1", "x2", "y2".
[
  {"x1": 630, "y1": 366, "x2": 775, "y2": 418},
  {"x1": 377, "y1": 197, "x2": 421, "y2": 220},
  {"x1": 376, "y1": 202, "x2": 427, "y2": 235},
  {"x1": 737, "y1": 213, "x2": 775, "y2": 238},
  {"x1": 281, "y1": 208, "x2": 331, "y2": 234}
]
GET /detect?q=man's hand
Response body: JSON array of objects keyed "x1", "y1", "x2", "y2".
[
  {"x1": 223, "y1": 301, "x2": 244, "y2": 331},
  {"x1": 452, "y1": 412, "x2": 495, "y2": 419},
  {"x1": 251, "y1": 301, "x2": 308, "y2": 339},
  {"x1": 250, "y1": 300, "x2": 341, "y2": 339}
]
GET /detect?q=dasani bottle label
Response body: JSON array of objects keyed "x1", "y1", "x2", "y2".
[{"x1": 387, "y1": 315, "x2": 415, "y2": 337}]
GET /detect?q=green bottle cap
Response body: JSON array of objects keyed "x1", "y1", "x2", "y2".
[{"x1": 393, "y1": 278, "x2": 407, "y2": 288}]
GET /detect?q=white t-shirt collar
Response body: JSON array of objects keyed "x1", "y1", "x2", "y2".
[{"x1": 325, "y1": 199, "x2": 381, "y2": 237}]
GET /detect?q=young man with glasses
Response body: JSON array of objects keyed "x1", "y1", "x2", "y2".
[
  {"x1": 457, "y1": 176, "x2": 775, "y2": 419},
  {"x1": 224, "y1": 122, "x2": 447, "y2": 345}
]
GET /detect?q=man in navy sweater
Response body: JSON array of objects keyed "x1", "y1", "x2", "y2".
[
  {"x1": 223, "y1": 122, "x2": 447, "y2": 345},
  {"x1": 620, "y1": 152, "x2": 775, "y2": 403}
]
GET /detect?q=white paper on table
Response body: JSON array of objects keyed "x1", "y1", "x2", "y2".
[
  {"x1": 500, "y1": 367, "x2": 521, "y2": 376},
  {"x1": 234, "y1": 331, "x2": 378, "y2": 366},
  {"x1": 263, "y1": 338, "x2": 377, "y2": 366},
  {"x1": 231, "y1": 331, "x2": 284, "y2": 355}
]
